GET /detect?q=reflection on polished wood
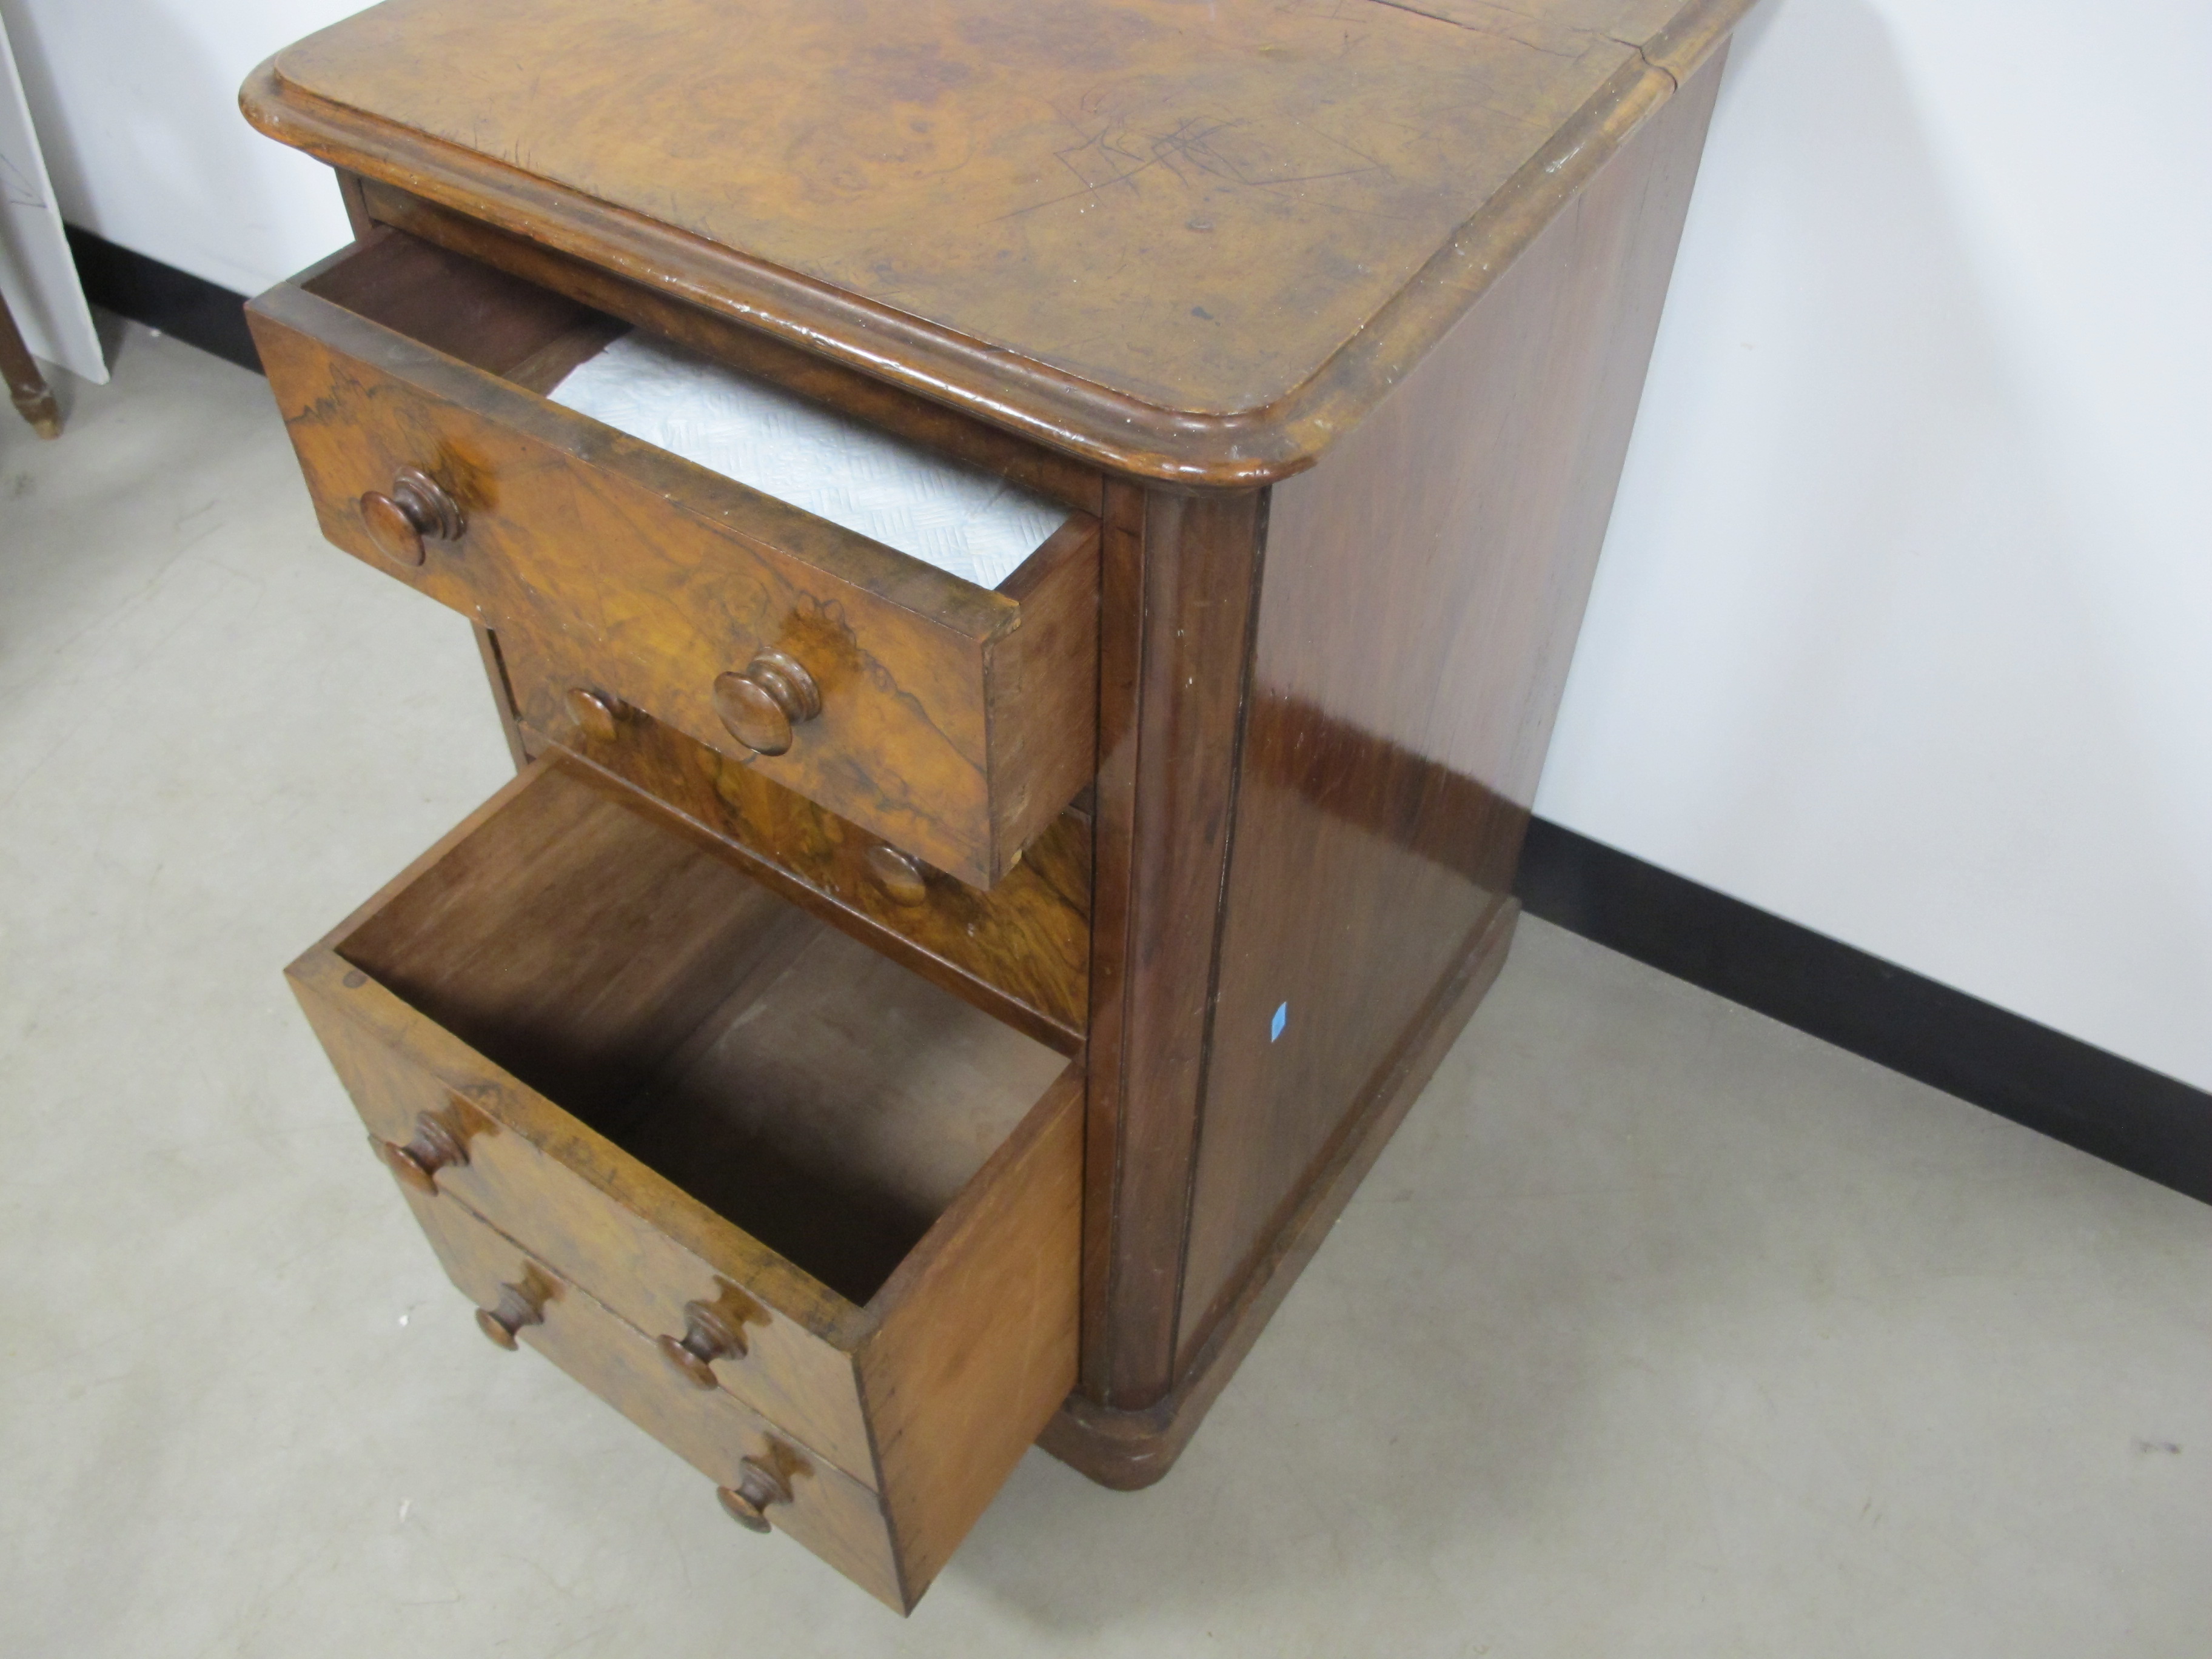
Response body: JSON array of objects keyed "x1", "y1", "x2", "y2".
[{"x1": 1069, "y1": 48, "x2": 1731, "y2": 1432}]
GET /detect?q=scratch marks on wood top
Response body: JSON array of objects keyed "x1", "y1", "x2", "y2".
[
  {"x1": 1332, "y1": 0, "x2": 1624, "y2": 59},
  {"x1": 998, "y1": 104, "x2": 1390, "y2": 223}
]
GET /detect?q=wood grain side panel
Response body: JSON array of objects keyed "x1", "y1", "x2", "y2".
[
  {"x1": 401, "y1": 1185, "x2": 904, "y2": 1610},
  {"x1": 1081, "y1": 484, "x2": 1267, "y2": 1406},
  {"x1": 987, "y1": 516, "x2": 1102, "y2": 879},
  {"x1": 859, "y1": 1068, "x2": 1084, "y2": 1607},
  {"x1": 247, "y1": 280, "x2": 1036, "y2": 886},
  {"x1": 1175, "y1": 52, "x2": 1728, "y2": 1356},
  {"x1": 1044, "y1": 899, "x2": 1520, "y2": 1489},
  {"x1": 471, "y1": 622, "x2": 531, "y2": 771},
  {"x1": 298, "y1": 225, "x2": 597, "y2": 379},
  {"x1": 333, "y1": 167, "x2": 374, "y2": 239},
  {"x1": 1078, "y1": 480, "x2": 1144, "y2": 1396}
]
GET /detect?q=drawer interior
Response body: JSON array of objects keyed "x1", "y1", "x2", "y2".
[
  {"x1": 337, "y1": 760, "x2": 1068, "y2": 1304},
  {"x1": 352, "y1": 178, "x2": 1106, "y2": 518},
  {"x1": 546, "y1": 330, "x2": 1064, "y2": 592}
]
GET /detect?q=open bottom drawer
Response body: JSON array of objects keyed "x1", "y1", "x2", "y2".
[{"x1": 288, "y1": 756, "x2": 1083, "y2": 1612}]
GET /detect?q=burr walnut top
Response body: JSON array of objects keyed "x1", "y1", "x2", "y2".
[{"x1": 244, "y1": 0, "x2": 1750, "y2": 480}]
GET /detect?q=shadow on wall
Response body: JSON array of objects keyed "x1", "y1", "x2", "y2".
[{"x1": 1542, "y1": 0, "x2": 2211, "y2": 1087}]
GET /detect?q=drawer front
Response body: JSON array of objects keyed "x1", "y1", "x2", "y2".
[
  {"x1": 247, "y1": 233, "x2": 1099, "y2": 888},
  {"x1": 398, "y1": 1182, "x2": 905, "y2": 1609},
  {"x1": 290, "y1": 913, "x2": 879, "y2": 1484},
  {"x1": 495, "y1": 621, "x2": 1090, "y2": 1050}
]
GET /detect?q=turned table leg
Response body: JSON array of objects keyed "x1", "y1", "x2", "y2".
[{"x1": 0, "y1": 287, "x2": 62, "y2": 438}]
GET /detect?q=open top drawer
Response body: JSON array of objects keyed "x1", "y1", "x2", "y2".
[
  {"x1": 248, "y1": 229, "x2": 1099, "y2": 888},
  {"x1": 287, "y1": 756, "x2": 1083, "y2": 1611}
]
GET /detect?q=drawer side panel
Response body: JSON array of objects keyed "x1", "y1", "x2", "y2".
[{"x1": 859, "y1": 1067, "x2": 1085, "y2": 1603}]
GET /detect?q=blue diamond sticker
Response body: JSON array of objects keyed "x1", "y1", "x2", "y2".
[{"x1": 1270, "y1": 1002, "x2": 1287, "y2": 1043}]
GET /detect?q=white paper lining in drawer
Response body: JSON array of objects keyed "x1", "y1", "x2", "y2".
[{"x1": 549, "y1": 330, "x2": 1067, "y2": 591}]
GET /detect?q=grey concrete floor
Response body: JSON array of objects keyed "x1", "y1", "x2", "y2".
[{"x1": 3, "y1": 324, "x2": 2207, "y2": 1657}]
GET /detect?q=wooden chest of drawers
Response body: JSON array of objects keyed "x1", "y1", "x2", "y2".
[{"x1": 242, "y1": 0, "x2": 1755, "y2": 1612}]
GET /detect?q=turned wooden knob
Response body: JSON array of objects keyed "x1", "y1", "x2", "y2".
[
  {"x1": 712, "y1": 650, "x2": 820, "y2": 756},
  {"x1": 370, "y1": 1113, "x2": 468, "y2": 1195},
  {"x1": 863, "y1": 842, "x2": 930, "y2": 906},
  {"x1": 358, "y1": 466, "x2": 464, "y2": 567},
  {"x1": 566, "y1": 685, "x2": 624, "y2": 743},
  {"x1": 475, "y1": 1277, "x2": 548, "y2": 1350},
  {"x1": 716, "y1": 1457, "x2": 793, "y2": 1533},
  {"x1": 657, "y1": 1301, "x2": 747, "y2": 1389}
]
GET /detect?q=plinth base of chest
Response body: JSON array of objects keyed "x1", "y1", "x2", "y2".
[{"x1": 1044, "y1": 899, "x2": 1520, "y2": 1490}]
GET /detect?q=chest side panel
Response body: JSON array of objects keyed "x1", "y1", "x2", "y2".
[{"x1": 1176, "y1": 52, "x2": 1726, "y2": 1357}]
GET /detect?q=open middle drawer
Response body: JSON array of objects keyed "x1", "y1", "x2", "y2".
[
  {"x1": 248, "y1": 228, "x2": 1100, "y2": 888},
  {"x1": 287, "y1": 756, "x2": 1083, "y2": 1611}
]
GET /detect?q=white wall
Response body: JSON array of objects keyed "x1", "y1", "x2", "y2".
[
  {"x1": 0, "y1": 0, "x2": 356, "y2": 297},
  {"x1": 1, "y1": 16, "x2": 102, "y2": 382},
  {"x1": 7, "y1": 1, "x2": 2205, "y2": 1090},
  {"x1": 1538, "y1": 0, "x2": 2212, "y2": 1090}
]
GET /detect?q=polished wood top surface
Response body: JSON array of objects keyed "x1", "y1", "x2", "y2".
[{"x1": 246, "y1": 0, "x2": 1749, "y2": 480}]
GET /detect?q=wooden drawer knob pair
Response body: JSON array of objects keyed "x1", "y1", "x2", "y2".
[
  {"x1": 358, "y1": 466, "x2": 463, "y2": 566},
  {"x1": 577, "y1": 667, "x2": 829, "y2": 766},
  {"x1": 565, "y1": 686, "x2": 625, "y2": 743},
  {"x1": 863, "y1": 842, "x2": 930, "y2": 906},
  {"x1": 475, "y1": 1277, "x2": 548, "y2": 1350},
  {"x1": 570, "y1": 672, "x2": 927, "y2": 910},
  {"x1": 713, "y1": 650, "x2": 820, "y2": 756},
  {"x1": 471, "y1": 1273, "x2": 788, "y2": 1530},
  {"x1": 717, "y1": 1458, "x2": 794, "y2": 1533},
  {"x1": 656, "y1": 1301, "x2": 746, "y2": 1389},
  {"x1": 371, "y1": 1112, "x2": 468, "y2": 1195}
]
